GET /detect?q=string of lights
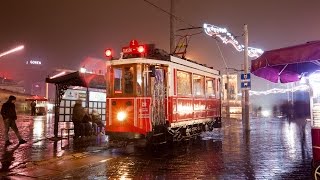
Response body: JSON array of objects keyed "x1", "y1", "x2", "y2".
[
  {"x1": 246, "y1": 84, "x2": 310, "y2": 96},
  {"x1": 203, "y1": 23, "x2": 264, "y2": 58}
]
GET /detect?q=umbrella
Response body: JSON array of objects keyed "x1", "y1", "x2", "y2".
[
  {"x1": 251, "y1": 41, "x2": 320, "y2": 83},
  {"x1": 25, "y1": 95, "x2": 48, "y2": 101}
]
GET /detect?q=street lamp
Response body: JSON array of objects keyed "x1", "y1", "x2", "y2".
[{"x1": 0, "y1": 45, "x2": 24, "y2": 58}]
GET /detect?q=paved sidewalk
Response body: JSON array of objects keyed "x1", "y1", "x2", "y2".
[{"x1": 0, "y1": 114, "x2": 110, "y2": 179}]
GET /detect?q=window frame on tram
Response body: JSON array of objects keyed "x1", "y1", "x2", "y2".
[
  {"x1": 110, "y1": 64, "x2": 137, "y2": 97},
  {"x1": 177, "y1": 70, "x2": 192, "y2": 97},
  {"x1": 192, "y1": 74, "x2": 205, "y2": 97},
  {"x1": 205, "y1": 77, "x2": 217, "y2": 98}
]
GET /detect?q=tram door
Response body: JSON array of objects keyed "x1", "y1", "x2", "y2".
[{"x1": 145, "y1": 65, "x2": 167, "y2": 127}]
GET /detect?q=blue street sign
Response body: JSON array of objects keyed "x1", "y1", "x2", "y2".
[
  {"x1": 241, "y1": 81, "x2": 251, "y2": 89},
  {"x1": 241, "y1": 73, "x2": 251, "y2": 81}
]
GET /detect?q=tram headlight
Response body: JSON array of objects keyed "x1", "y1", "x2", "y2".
[{"x1": 117, "y1": 111, "x2": 127, "y2": 121}]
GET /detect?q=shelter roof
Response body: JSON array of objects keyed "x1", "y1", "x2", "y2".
[{"x1": 46, "y1": 71, "x2": 106, "y2": 89}]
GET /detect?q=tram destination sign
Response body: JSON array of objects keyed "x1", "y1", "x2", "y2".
[{"x1": 122, "y1": 40, "x2": 146, "y2": 55}]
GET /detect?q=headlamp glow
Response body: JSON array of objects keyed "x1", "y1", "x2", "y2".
[{"x1": 117, "y1": 111, "x2": 127, "y2": 121}]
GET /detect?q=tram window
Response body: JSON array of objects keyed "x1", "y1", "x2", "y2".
[
  {"x1": 137, "y1": 64, "x2": 142, "y2": 95},
  {"x1": 193, "y1": 74, "x2": 205, "y2": 96},
  {"x1": 206, "y1": 79, "x2": 216, "y2": 98},
  {"x1": 124, "y1": 67, "x2": 134, "y2": 94},
  {"x1": 114, "y1": 68, "x2": 122, "y2": 94},
  {"x1": 177, "y1": 70, "x2": 192, "y2": 96}
]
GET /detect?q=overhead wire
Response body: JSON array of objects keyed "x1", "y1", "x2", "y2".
[
  {"x1": 142, "y1": 0, "x2": 195, "y2": 28},
  {"x1": 142, "y1": 0, "x2": 229, "y2": 70}
]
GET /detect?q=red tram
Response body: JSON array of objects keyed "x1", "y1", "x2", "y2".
[{"x1": 105, "y1": 40, "x2": 222, "y2": 143}]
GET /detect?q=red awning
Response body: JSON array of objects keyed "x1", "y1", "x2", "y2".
[{"x1": 25, "y1": 95, "x2": 48, "y2": 101}]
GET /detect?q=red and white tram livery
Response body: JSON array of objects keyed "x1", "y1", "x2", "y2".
[{"x1": 105, "y1": 40, "x2": 222, "y2": 143}]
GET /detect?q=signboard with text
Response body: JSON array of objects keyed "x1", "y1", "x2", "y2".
[{"x1": 241, "y1": 73, "x2": 251, "y2": 90}]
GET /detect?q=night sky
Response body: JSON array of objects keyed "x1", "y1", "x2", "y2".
[{"x1": 0, "y1": 0, "x2": 319, "y2": 105}]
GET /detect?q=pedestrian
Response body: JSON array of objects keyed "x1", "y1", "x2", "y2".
[
  {"x1": 91, "y1": 109, "x2": 104, "y2": 134},
  {"x1": 82, "y1": 108, "x2": 93, "y2": 136},
  {"x1": 72, "y1": 99, "x2": 85, "y2": 139},
  {"x1": 1, "y1": 95, "x2": 27, "y2": 145},
  {"x1": 30, "y1": 100, "x2": 36, "y2": 116}
]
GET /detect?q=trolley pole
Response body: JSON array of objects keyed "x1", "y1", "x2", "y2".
[{"x1": 243, "y1": 24, "x2": 250, "y2": 132}]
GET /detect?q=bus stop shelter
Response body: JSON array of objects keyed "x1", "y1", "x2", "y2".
[{"x1": 46, "y1": 71, "x2": 106, "y2": 139}]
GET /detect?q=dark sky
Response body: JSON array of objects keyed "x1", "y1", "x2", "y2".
[{"x1": 0, "y1": 0, "x2": 320, "y2": 95}]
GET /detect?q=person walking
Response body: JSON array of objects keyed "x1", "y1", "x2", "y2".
[
  {"x1": 1, "y1": 95, "x2": 27, "y2": 146},
  {"x1": 30, "y1": 100, "x2": 36, "y2": 116}
]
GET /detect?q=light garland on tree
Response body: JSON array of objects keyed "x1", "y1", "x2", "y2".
[{"x1": 203, "y1": 23, "x2": 264, "y2": 58}]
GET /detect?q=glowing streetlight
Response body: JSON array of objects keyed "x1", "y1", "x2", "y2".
[{"x1": 0, "y1": 45, "x2": 24, "y2": 58}]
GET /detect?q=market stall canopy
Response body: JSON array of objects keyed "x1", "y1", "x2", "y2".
[
  {"x1": 45, "y1": 71, "x2": 106, "y2": 89},
  {"x1": 25, "y1": 95, "x2": 47, "y2": 101},
  {"x1": 251, "y1": 41, "x2": 320, "y2": 83}
]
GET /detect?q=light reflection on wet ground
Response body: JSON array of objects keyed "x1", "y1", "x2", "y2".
[
  {"x1": 0, "y1": 115, "x2": 312, "y2": 179},
  {"x1": 0, "y1": 114, "x2": 108, "y2": 173},
  {"x1": 52, "y1": 117, "x2": 312, "y2": 179}
]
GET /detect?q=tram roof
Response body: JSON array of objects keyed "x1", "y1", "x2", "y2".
[
  {"x1": 107, "y1": 56, "x2": 220, "y2": 76},
  {"x1": 45, "y1": 71, "x2": 106, "y2": 89}
]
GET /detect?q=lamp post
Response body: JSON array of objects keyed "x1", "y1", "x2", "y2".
[
  {"x1": 0, "y1": 45, "x2": 24, "y2": 58},
  {"x1": 243, "y1": 24, "x2": 250, "y2": 132}
]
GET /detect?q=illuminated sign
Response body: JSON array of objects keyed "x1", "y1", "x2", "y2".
[
  {"x1": 26, "y1": 60, "x2": 42, "y2": 65},
  {"x1": 122, "y1": 40, "x2": 146, "y2": 55}
]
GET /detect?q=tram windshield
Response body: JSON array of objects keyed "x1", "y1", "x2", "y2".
[{"x1": 109, "y1": 64, "x2": 144, "y2": 97}]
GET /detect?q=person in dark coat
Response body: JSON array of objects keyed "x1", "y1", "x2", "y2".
[
  {"x1": 82, "y1": 108, "x2": 93, "y2": 136},
  {"x1": 1, "y1": 96, "x2": 27, "y2": 145},
  {"x1": 30, "y1": 101, "x2": 36, "y2": 116},
  {"x1": 72, "y1": 99, "x2": 85, "y2": 139}
]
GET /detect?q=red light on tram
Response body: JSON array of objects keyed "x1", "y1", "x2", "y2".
[
  {"x1": 105, "y1": 49, "x2": 112, "y2": 57},
  {"x1": 137, "y1": 45, "x2": 145, "y2": 53}
]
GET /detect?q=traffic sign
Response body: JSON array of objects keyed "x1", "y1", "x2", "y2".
[
  {"x1": 241, "y1": 73, "x2": 251, "y2": 82},
  {"x1": 241, "y1": 81, "x2": 251, "y2": 90}
]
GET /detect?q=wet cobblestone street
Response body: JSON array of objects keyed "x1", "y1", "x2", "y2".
[
  {"x1": 54, "y1": 118, "x2": 311, "y2": 179},
  {"x1": 0, "y1": 115, "x2": 312, "y2": 179}
]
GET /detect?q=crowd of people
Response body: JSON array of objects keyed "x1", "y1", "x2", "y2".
[{"x1": 72, "y1": 100, "x2": 104, "y2": 139}]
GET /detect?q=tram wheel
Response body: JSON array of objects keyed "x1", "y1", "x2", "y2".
[
  {"x1": 313, "y1": 159, "x2": 320, "y2": 179},
  {"x1": 314, "y1": 164, "x2": 320, "y2": 180}
]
